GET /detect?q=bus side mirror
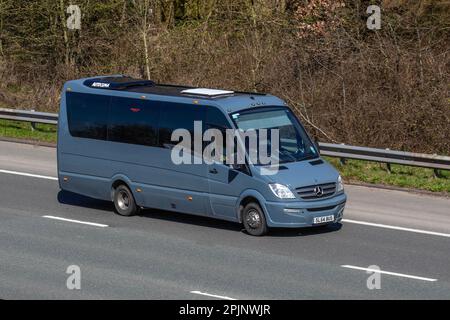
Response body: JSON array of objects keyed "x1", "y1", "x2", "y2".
[
  {"x1": 230, "y1": 163, "x2": 250, "y2": 175},
  {"x1": 231, "y1": 163, "x2": 245, "y2": 171}
]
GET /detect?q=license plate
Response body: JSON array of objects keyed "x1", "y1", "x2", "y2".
[{"x1": 313, "y1": 215, "x2": 334, "y2": 224}]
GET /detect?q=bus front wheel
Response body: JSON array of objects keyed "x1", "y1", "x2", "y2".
[{"x1": 242, "y1": 202, "x2": 268, "y2": 236}]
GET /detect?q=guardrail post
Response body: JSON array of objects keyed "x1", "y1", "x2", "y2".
[
  {"x1": 434, "y1": 169, "x2": 442, "y2": 179},
  {"x1": 30, "y1": 109, "x2": 36, "y2": 131},
  {"x1": 384, "y1": 148, "x2": 392, "y2": 173},
  {"x1": 338, "y1": 143, "x2": 347, "y2": 165},
  {"x1": 386, "y1": 163, "x2": 392, "y2": 174}
]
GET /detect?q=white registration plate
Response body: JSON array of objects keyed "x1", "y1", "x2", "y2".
[{"x1": 313, "y1": 215, "x2": 334, "y2": 225}]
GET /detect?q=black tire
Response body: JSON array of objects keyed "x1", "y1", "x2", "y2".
[
  {"x1": 113, "y1": 184, "x2": 138, "y2": 216},
  {"x1": 242, "y1": 202, "x2": 268, "y2": 236}
]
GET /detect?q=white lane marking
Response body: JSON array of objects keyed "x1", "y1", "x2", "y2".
[
  {"x1": 343, "y1": 219, "x2": 450, "y2": 239},
  {"x1": 0, "y1": 169, "x2": 57, "y2": 181},
  {"x1": 43, "y1": 215, "x2": 109, "y2": 228},
  {"x1": 341, "y1": 265, "x2": 437, "y2": 282},
  {"x1": 190, "y1": 291, "x2": 237, "y2": 300}
]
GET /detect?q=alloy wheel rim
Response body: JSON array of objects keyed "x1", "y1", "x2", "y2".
[
  {"x1": 117, "y1": 191, "x2": 130, "y2": 210},
  {"x1": 246, "y1": 209, "x2": 261, "y2": 229}
]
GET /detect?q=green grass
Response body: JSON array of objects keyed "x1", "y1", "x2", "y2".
[
  {"x1": 0, "y1": 119, "x2": 57, "y2": 143},
  {"x1": 325, "y1": 157, "x2": 450, "y2": 193},
  {"x1": 0, "y1": 119, "x2": 448, "y2": 193}
]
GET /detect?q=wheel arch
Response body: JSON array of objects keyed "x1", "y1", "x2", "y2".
[
  {"x1": 236, "y1": 190, "x2": 269, "y2": 224},
  {"x1": 110, "y1": 174, "x2": 134, "y2": 202}
]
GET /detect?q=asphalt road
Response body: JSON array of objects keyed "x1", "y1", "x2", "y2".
[{"x1": 0, "y1": 140, "x2": 449, "y2": 299}]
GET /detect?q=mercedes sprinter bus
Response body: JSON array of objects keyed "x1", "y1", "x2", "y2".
[{"x1": 57, "y1": 75, "x2": 346, "y2": 236}]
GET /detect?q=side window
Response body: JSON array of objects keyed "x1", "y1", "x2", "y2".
[
  {"x1": 206, "y1": 108, "x2": 231, "y2": 162},
  {"x1": 158, "y1": 102, "x2": 205, "y2": 148},
  {"x1": 66, "y1": 92, "x2": 109, "y2": 140},
  {"x1": 108, "y1": 97, "x2": 159, "y2": 146}
]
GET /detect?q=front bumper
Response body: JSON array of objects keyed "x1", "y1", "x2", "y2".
[{"x1": 264, "y1": 192, "x2": 346, "y2": 228}]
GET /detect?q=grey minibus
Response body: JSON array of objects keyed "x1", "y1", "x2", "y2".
[{"x1": 58, "y1": 75, "x2": 346, "y2": 236}]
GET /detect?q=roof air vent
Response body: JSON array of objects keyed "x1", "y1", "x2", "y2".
[{"x1": 181, "y1": 88, "x2": 234, "y2": 97}]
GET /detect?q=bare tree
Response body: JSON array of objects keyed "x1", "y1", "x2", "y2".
[{"x1": 131, "y1": 0, "x2": 158, "y2": 80}]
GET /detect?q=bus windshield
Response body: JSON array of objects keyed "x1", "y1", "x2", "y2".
[{"x1": 231, "y1": 107, "x2": 319, "y2": 164}]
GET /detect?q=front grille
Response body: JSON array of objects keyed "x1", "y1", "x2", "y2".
[{"x1": 296, "y1": 182, "x2": 336, "y2": 200}]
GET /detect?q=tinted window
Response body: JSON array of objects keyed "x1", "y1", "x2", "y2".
[
  {"x1": 158, "y1": 102, "x2": 205, "y2": 148},
  {"x1": 206, "y1": 107, "x2": 231, "y2": 129},
  {"x1": 108, "y1": 97, "x2": 159, "y2": 146},
  {"x1": 66, "y1": 92, "x2": 109, "y2": 140}
]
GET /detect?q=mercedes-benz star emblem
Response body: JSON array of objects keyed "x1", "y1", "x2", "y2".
[{"x1": 314, "y1": 186, "x2": 324, "y2": 197}]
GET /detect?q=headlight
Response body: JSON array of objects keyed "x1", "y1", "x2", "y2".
[
  {"x1": 269, "y1": 183, "x2": 296, "y2": 199},
  {"x1": 337, "y1": 175, "x2": 344, "y2": 192}
]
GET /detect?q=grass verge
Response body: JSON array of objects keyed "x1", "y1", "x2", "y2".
[
  {"x1": 0, "y1": 119, "x2": 448, "y2": 193},
  {"x1": 0, "y1": 119, "x2": 57, "y2": 143},
  {"x1": 325, "y1": 157, "x2": 450, "y2": 193}
]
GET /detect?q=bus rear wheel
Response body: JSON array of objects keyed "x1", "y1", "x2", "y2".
[
  {"x1": 242, "y1": 202, "x2": 268, "y2": 236},
  {"x1": 113, "y1": 184, "x2": 138, "y2": 216}
]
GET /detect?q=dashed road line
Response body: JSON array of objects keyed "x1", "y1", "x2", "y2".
[
  {"x1": 341, "y1": 265, "x2": 437, "y2": 282},
  {"x1": 0, "y1": 169, "x2": 57, "y2": 181},
  {"x1": 190, "y1": 290, "x2": 237, "y2": 300},
  {"x1": 43, "y1": 215, "x2": 109, "y2": 228}
]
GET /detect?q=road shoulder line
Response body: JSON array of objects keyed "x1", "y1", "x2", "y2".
[{"x1": 343, "y1": 219, "x2": 450, "y2": 239}]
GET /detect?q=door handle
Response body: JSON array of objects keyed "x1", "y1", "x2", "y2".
[{"x1": 209, "y1": 168, "x2": 218, "y2": 174}]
